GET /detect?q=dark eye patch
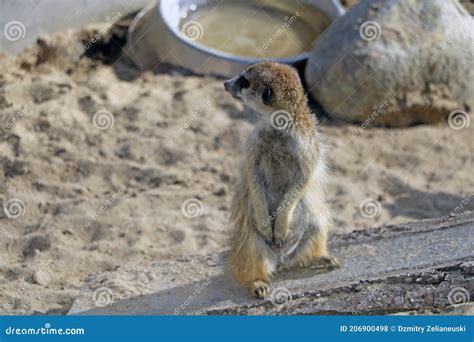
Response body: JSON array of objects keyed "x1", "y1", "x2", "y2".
[
  {"x1": 236, "y1": 76, "x2": 250, "y2": 89},
  {"x1": 261, "y1": 86, "x2": 272, "y2": 105}
]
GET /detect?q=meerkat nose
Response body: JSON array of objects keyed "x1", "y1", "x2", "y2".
[{"x1": 224, "y1": 80, "x2": 231, "y2": 92}]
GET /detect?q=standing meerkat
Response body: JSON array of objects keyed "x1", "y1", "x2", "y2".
[{"x1": 224, "y1": 61, "x2": 338, "y2": 298}]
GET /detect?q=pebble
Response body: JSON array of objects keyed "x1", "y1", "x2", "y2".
[
  {"x1": 33, "y1": 270, "x2": 50, "y2": 286},
  {"x1": 23, "y1": 235, "x2": 51, "y2": 257},
  {"x1": 460, "y1": 261, "x2": 474, "y2": 275}
]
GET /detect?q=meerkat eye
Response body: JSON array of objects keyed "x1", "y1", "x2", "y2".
[
  {"x1": 261, "y1": 86, "x2": 272, "y2": 105},
  {"x1": 236, "y1": 76, "x2": 250, "y2": 89}
]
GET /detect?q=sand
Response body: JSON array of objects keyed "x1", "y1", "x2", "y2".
[{"x1": 0, "y1": 25, "x2": 472, "y2": 315}]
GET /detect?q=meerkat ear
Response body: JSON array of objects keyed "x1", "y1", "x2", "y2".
[{"x1": 261, "y1": 86, "x2": 273, "y2": 105}]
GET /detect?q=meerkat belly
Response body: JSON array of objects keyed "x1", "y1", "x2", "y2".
[
  {"x1": 258, "y1": 132, "x2": 301, "y2": 214},
  {"x1": 260, "y1": 155, "x2": 310, "y2": 254},
  {"x1": 281, "y1": 200, "x2": 313, "y2": 256},
  {"x1": 260, "y1": 155, "x2": 299, "y2": 215}
]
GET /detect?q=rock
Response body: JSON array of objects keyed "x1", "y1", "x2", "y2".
[
  {"x1": 23, "y1": 235, "x2": 51, "y2": 257},
  {"x1": 115, "y1": 143, "x2": 133, "y2": 160},
  {"x1": 305, "y1": 0, "x2": 473, "y2": 127},
  {"x1": 33, "y1": 270, "x2": 50, "y2": 286},
  {"x1": 2, "y1": 157, "x2": 27, "y2": 178},
  {"x1": 213, "y1": 187, "x2": 227, "y2": 197},
  {"x1": 459, "y1": 0, "x2": 474, "y2": 15},
  {"x1": 35, "y1": 35, "x2": 83, "y2": 67},
  {"x1": 68, "y1": 212, "x2": 474, "y2": 315},
  {"x1": 460, "y1": 261, "x2": 474, "y2": 275}
]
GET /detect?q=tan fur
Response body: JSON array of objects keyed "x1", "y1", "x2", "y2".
[{"x1": 224, "y1": 61, "x2": 338, "y2": 298}]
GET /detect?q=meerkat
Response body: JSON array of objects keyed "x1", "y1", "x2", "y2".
[{"x1": 224, "y1": 61, "x2": 338, "y2": 298}]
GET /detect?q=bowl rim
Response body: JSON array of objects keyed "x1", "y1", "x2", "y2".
[{"x1": 158, "y1": 1, "x2": 318, "y2": 65}]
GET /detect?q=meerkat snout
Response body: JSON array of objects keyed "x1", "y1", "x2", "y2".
[
  {"x1": 224, "y1": 61, "x2": 306, "y2": 116},
  {"x1": 224, "y1": 75, "x2": 250, "y2": 100}
]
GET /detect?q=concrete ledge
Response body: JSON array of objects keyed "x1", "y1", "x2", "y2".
[{"x1": 69, "y1": 211, "x2": 474, "y2": 315}]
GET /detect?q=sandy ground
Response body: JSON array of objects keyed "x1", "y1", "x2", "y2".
[{"x1": 0, "y1": 25, "x2": 473, "y2": 314}]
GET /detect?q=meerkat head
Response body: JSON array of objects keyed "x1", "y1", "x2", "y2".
[{"x1": 224, "y1": 61, "x2": 307, "y2": 116}]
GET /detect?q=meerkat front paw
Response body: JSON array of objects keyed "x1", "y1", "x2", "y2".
[
  {"x1": 255, "y1": 213, "x2": 273, "y2": 243},
  {"x1": 250, "y1": 280, "x2": 269, "y2": 299},
  {"x1": 273, "y1": 215, "x2": 290, "y2": 247},
  {"x1": 256, "y1": 225, "x2": 273, "y2": 245},
  {"x1": 272, "y1": 234, "x2": 288, "y2": 249}
]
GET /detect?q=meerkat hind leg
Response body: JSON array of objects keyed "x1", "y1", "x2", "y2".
[{"x1": 230, "y1": 234, "x2": 273, "y2": 299}]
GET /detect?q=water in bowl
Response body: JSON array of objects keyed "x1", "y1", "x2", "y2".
[{"x1": 179, "y1": 2, "x2": 328, "y2": 58}]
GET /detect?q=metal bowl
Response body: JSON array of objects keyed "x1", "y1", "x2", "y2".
[{"x1": 128, "y1": 0, "x2": 345, "y2": 77}]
